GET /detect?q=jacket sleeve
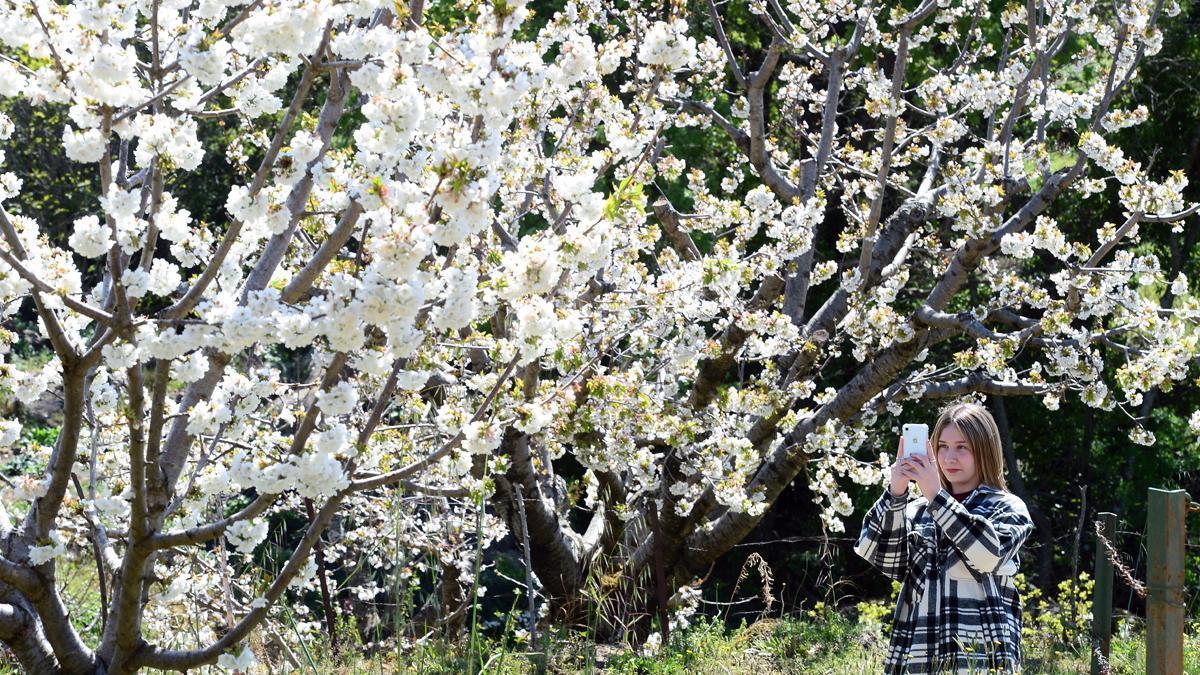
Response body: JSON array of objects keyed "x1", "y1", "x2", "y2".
[
  {"x1": 854, "y1": 488, "x2": 910, "y2": 580},
  {"x1": 926, "y1": 488, "x2": 1033, "y2": 574}
]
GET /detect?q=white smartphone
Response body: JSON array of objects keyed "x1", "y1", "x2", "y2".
[{"x1": 902, "y1": 423, "x2": 929, "y2": 457}]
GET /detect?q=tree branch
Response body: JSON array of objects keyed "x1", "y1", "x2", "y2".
[
  {"x1": 663, "y1": 98, "x2": 749, "y2": 154},
  {"x1": 349, "y1": 356, "x2": 519, "y2": 492},
  {"x1": 159, "y1": 31, "x2": 328, "y2": 321},
  {"x1": 0, "y1": 601, "x2": 59, "y2": 674},
  {"x1": 857, "y1": 30, "x2": 914, "y2": 279},
  {"x1": 780, "y1": 186, "x2": 943, "y2": 385},
  {"x1": 23, "y1": 371, "x2": 88, "y2": 542},
  {"x1": 925, "y1": 167, "x2": 1076, "y2": 311},
  {"x1": 242, "y1": 60, "x2": 348, "y2": 301},
  {"x1": 0, "y1": 556, "x2": 38, "y2": 595},
  {"x1": 282, "y1": 200, "x2": 363, "y2": 304},
  {"x1": 745, "y1": 39, "x2": 797, "y2": 202},
  {"x1": 913, "y1": 305, "x2": 996, "y2": 340},
  {"x1": 136, "y1": 495, "x2": 344, "y2": 671},
  {"x1": 0, "y1": 603, "x2": 24, "y2": 639},
  {"x1": 652, "y1": 197, "x2": 701, "y2": 262},
  {"x1": 918, "y1": 372, "x2": 1055, "y2": 398},
  {"x1": 152, "y1": 493, "x2": 275, "y2": 550},
  {"x1": 0, "y1": 209, "x2": 114, "y2": 327},
  {"x1": 782, "y1": 48, "x2": 845, "y2": 325},
  {"x1": 707, "y1": 0, "x2": 746, "y2": 88}
]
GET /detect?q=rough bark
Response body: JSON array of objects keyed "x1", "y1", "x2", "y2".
[{"x1": 990, "y1": 395, "x2": 1055, "y2": 586}]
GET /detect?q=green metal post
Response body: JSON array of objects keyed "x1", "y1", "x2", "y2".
[
  {"x1": 1091, "y1": 511, "x2": 1117, "y2": 675},
  {"x1": 1146, "y1": 488, "x2": 1187, "y2": 675}
]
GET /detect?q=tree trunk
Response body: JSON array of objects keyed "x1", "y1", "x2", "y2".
[
  {"x1": 990, "y1": 396, "x2": 1056, "y2": 587},
  {"x1": 0, "y1": 594, "x2": 63, "y2": 674}
]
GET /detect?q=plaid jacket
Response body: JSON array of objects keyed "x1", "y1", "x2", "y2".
[{"x1": 855, "y1": 484, "x2": 1034, "y2": 674}]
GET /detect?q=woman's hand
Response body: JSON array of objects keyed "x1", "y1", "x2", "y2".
[
  {"x1": 889, "y1": 438, "x2": 940, "y2": 498},
  {"x1": 888, "y1": 438, "x2": 912, "y2": 497},
  {"x1": 906, "y1": 451, "x2": 943, "y2": 500}
]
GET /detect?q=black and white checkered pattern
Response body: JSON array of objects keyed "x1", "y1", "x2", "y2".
[{"x1": 855, "y1": 484, "x2": 1033, "y2": 673}]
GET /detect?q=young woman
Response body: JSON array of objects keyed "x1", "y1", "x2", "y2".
[{"x1": 855, "y1": 402, "x2": 1034, "y2": 674}]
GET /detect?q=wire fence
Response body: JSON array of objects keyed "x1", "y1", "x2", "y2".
[
  {"x1": 1089, "y1": 491, "x2": 1197, "y2": 675},
  {"x1": 1094, "y1": 513, "x2": 1200, "y2": 615}
]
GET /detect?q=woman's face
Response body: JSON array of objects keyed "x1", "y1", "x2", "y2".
[{"x1": 935, "y1": 423, "x2": 981, "y2": 492}]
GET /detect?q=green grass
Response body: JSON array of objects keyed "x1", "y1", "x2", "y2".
[
  {"x1": 591, "y1": 609, "x2": 1194, "y2": 675},
  {"x1": 0, "y1": 549, "x2": 1193, "y2": 674},
  {"x1": 3, "y1": 589, "x2": 1199, "y2": 673},
  {"x1": 284, "y1": 605, "x2": 1197, "y2": 674}
]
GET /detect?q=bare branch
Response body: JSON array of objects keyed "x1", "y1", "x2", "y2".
[
  {"x1": 125, "y1": 363, "x2": 149, "y2": 541},
  {"x1": 780, "y1": 186, "x2": 943, "y2": 385},
  {"x1": 29, "y1": 2, "x2": 69, "y2": 82},
  {"x1": 893, "y1": 0, "x2": 939, "y2": 28},
  {"x1": 857, "y1": 26, "x2": 917, "y2": 280},
  {"x1": 663, "y1": 98, "x2": 749, "y2": 153},
  {"x1": 137, "y1": 496, "x2": 343, "y2": 671},
  {"x1": 152, "y1": 493, "x2": 274, "y2": 549},
  {"x1": 355, "y1": 356, "x2": 407, "y2": 449},
  {"x1": 995, "y1": 29, "x2": 1074, "y2": 178},
  {"x1": 398, "y1": 481, "x2": 469, "y2": 498},
  {"x1": 707, "y1": 0, "x2": 746, "y2": 88},
  {"x1": 918, "y1": 372, "x2": 1055, "y2": 398},
  {"x1": 112, "y1": 74, "x2": 193, "y2": 124},
  {"x1": 281, "y1": 200, "x2": 363, "y2": 304},
  {"x1": 241, "y1": 60, "x2": 348, "y2": 300},
  {"x1": 925, "y1": 167, "x2": 1076, "y2": 311},
  {"x1": 782, "y1": 48, "x2": 845, "y2": 324},
  {"x1": 879, "y1": 231, "x2": 919, "y2": 280},
  {"x1": 24, "y1": 371, "x2": 89, "y2": 541},
  {"x1": 0, "y1": 603, "x2": 24, "y2": 639},
  {"x1": 745, "y1": 39, "x2": 797, "y2": 202},
  {"x1": 1140, "y1": 203, "x2": 1200, "y2": 223},
  {"x1": 0, "y1": 557, "x2": 38, "y2": 595},
  {"x1": 1084, "y1": 211, "x2": 1143, "y2": 270},
  {"x1": 652, "y1": 197, "x2": 701, "y2": 262},
  {"x1": 913, "y1": 306, "x2": 996, "y2": 340}
]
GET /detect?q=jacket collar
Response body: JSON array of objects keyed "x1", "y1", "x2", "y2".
[{"x1": 961, "y1": 483, "x2": 1003, "y2": 504}]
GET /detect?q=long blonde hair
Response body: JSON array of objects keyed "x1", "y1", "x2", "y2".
[{"x1": 931, "y1": 402, "x2": 1009, "y2": 491}]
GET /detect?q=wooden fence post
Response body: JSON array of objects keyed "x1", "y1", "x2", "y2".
[
  {"x1": 1091, "y1": 511, "x2": 1117, "y2": 675},
  {"x1": 1145, "y1": 488, "x2": 1187, "y2": 675}
]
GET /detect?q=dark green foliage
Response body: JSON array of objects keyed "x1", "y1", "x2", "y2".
[{"x1": 0, "y1": 99, "x2": 99, "y2": 239}]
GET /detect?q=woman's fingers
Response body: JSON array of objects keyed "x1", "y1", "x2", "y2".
[
  {"x1": 896, "y1": 437, "x2": 905, "y2": 461},
  {"x1": 894, "y1": 459, "x2": 916, "y2": 478}
]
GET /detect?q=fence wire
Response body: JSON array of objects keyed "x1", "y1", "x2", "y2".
[
  {"x1": 1099, "y1": 504, "x2": 1200, "y2": 618},
  {"x1": 1095, "y1": 520, "x2": 1146, "y2": 600}
]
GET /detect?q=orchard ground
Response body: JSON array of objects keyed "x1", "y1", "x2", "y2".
[
  {"x1": 116, "y1": 606, "x2": 1200, "y2": 674},
  {"x1": 3, "y1": 557, "x2": 1196, "y2": 673}
]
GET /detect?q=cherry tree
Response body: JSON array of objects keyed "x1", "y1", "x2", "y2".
[{"x1": 0, "y1": 0, "x2": 1195, "y2": 671}]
